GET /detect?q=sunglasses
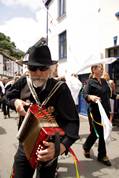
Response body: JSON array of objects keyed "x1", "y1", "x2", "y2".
[{"x1": 28, "y1": 65, "x2": 50, "y2": 71}]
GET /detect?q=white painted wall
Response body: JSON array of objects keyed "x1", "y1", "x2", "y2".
[
  {"x1": 99, "y1": 0, "x2": 119, "y2": 51},
  {"x1": 0, "y1": 54, "x2": 3, "y2": 75},
  {"x1": 48, "y1": 0, "x2": 119, "y2": 76}
]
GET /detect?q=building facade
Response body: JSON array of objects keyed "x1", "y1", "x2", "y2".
[
  {"x1": 44, "y1": 0, "x2": 119, "y2": 115},
  {"x1": 0, "y1": 51, "x2": 23, "y2": 78}
]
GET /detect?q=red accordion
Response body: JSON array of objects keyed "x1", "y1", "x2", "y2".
[{"x1": 16, "y1": 104, "x2": 65, "y2": 168}]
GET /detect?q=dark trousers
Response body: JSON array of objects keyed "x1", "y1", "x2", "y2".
[
  {"x1": 12, "y1": 144, "x2": 57, "y2": 178},
  {"x1": 2, "y1": 102, "x2": 10, "y2": 116},
  {"x1": 83, "y1": 113, "x2": 106, "y2": 159},
  {"x1": 2, "y1": 97, "x2": 10, "y2": 117}
]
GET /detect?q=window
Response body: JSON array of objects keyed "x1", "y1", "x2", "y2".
[
  {"x1": 3, "y1": 56, "x2": 7, "y2": 71},
  {"x1": 108, "y1": 47, "x2": 119, "y2": 92},
  {"x1": 115, "y1": 11, "x2": 119, "y2": 18},
  {"x1": 58, "y1": 0, "x2": 66, "y2": 17},
  {"x1": 108, "y1": 48, "x2": 119, "y2": 57},
  {"x1": 59, "y1": 31, "x2": 67, "y2": 60}
]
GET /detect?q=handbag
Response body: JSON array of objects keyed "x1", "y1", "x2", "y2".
[{"x1": 16, "y1": 77, "x2": 65, "y2": 168}]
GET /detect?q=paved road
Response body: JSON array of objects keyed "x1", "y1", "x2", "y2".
[{"x1": 0, "y1": 111, "x2": 119, "y2": 178}]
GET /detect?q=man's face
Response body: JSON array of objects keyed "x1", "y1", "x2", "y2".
[{"x1": 28, "y1": 65, "x2": 51, "y2": 87}]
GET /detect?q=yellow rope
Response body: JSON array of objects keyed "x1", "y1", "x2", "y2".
[
  {"x1": 71, "y1": 154, "x2": 80, "y2": 178},
  {"x1": 74, "y1": 158, "x2": 80, "y2": 178},
  {"x1": 90, "y1": 113, "x2": 103, "y2": 126}
]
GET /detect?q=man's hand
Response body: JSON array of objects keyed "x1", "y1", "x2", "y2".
[
  {"x1": 36, "y1": 141, "x2": 66, "y2": 162},
  {"x1": 14, "y1": 99, "x2": 30, "y2": 116},
  {"x1": 36, "y1": 141, "x2": 55, "y2": 162}
]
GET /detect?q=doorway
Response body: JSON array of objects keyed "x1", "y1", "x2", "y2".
[{"x1": 108, "y1": 47, "x2": 119, "y2": 125}]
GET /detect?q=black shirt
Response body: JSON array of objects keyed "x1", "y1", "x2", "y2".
[
  {"x1": 6, "y1": 76, "x2": 80, "y2": 149},
  {"x1": 83, "y1": 78, "x2": 116, "y2": 121}
]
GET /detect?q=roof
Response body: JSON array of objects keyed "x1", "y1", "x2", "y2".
[{"x1": 0, "y1": 50, "x2": 22, "y2": 66}]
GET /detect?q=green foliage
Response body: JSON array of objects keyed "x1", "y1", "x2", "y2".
[
  {"x1": 0, "y1": 33, "x2": 6, "y2": 41},
  {"x1": 0, "y1": 40, "x2": 14, "y2": 49},
  {"x1": 0, "y1": 32, "x2": 24, "y2": 59}
]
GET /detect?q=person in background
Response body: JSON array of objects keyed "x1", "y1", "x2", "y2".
[
  {"x1": 50, "y1": 62, "x2": 58, "y2": 78},
  {"x1": 102, "y1": 71, "x2": 116, "y2": 122},
  {"x1": 1, "y1": 77, "x2": 10, "y2": 119},
  {"x1": 0, "y1": 79, "x2": 5, "y2": 110},
  {"x1": 4, "y1": 77, "x2": 21, "y2": 118},
  {"x1": 82, "y1": 64, "x2": 119, "y2": 167},
  {"x1": 65, "y1": 73, "x2": 82, "y2": 112},
  {"x1": 50, "y1": 64, "x2": 82, "y2": 112},
  {"x1": 6, "y1": 39, "x2": 80, "y2": 178}
]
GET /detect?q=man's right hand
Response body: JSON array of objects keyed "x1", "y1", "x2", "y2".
[{"x1": 14, "y1": 99, "x2": 30, "y2": 116}]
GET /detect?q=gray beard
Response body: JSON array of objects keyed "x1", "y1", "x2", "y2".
[{"x1": 31, "y1": 77, "x2": 47, "y2": 88}]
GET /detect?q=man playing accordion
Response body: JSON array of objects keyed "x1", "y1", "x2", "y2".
[{"x1": 6, "y1": 38, "x2": 80, "y2": 178}]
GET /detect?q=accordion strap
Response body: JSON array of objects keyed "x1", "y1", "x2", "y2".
[
  {"x1": 26, "y1": 76, "x2": 64, "y2": 106},
  {"x1": 42, "y1": 80, "x2": 64, "y2": 106},
  {"x1": 26, "y1": 76, "x2": 41, "y2": 105}
]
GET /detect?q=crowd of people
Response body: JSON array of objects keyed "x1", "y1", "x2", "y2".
[
  {"x1": 0, "y1": 75, "x2": 21, "y2": 119},
  {"x1": 1, "y1": 38, "x2": 119, "y2": 178}
]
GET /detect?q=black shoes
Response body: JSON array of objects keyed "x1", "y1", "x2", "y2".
[
  {"x1": 84, "y1": 150, "x2": 90, "y2": 158},
  {"x1": 83, "y1": 145, "x2": 112, "y2": 166},
  {"x1": 4, "y1": 115, "x2": 7, "y2": 119},
  {"x1": 4, "y1": 114, "x2": 10, "y2": 119},
  {"x1": 83, "y1": 146, "x2": 90, "y2": 158},
  {"x1": 98, "y1": 156, "x2": 112, "y2": 166}
]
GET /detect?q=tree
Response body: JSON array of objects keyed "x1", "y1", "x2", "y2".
[{"x1": 0, "y1": 32, "x2": 24, "y2": 59}]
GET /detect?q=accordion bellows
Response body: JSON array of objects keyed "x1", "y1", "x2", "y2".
[{"x1": 16, "y1": 104, "x2": 64, "y2": 168}]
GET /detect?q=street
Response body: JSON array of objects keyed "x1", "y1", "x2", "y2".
[{"x1": 0, "y1": 111, "x2": 119, "y2": 178}]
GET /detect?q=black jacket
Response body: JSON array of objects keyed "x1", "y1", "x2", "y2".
[
  {"x1": 6, "y1": 76, "x2": 80, "y2": 149},
  {"x1": 83, "y1": 77, "x2": 116, "y2": 121}
]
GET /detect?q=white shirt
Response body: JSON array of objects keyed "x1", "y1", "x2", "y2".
[
  {"x1": 0, "y1": 81, "x2": 5, "y2": 94},
  {"x1": 66, "y1": 75, "x2": 82, "y2": 105}
]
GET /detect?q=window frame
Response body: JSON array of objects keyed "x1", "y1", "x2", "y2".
[
  {"x1": 59, "y1": 30, "x2": 67, "y2": 60},
  {"x1": 58, "y1": 0, "x2": 66, "y2": 17}
]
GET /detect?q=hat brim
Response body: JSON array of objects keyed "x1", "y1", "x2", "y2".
[{"x1": 22, "y1": 60, "x2": 58, "y2": 66}]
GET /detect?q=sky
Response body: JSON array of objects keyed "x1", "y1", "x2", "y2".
[{"x1": 0, "y1": 0, "x2": 47, "y2": 52}]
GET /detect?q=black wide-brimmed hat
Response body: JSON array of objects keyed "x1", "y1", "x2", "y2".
[{"x1": 23, "y1": 45, "x2": 57, "y2": 67}]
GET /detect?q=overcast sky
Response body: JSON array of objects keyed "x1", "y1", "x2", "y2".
[{"x1": 0, "y1": 0, "x2": 47, "y2": 52}]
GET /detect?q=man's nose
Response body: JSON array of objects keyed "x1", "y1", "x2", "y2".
[{"x1": 35, "y1": 70, "x2": 42, "y2": 75}]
